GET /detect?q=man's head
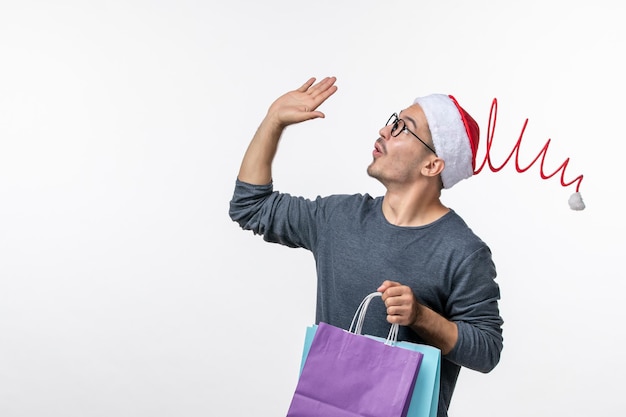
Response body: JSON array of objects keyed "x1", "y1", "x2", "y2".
[
  {"x1": 368, "y1": 103, "x2": 441, "y2": 188},
  {"x1": 368, "y1": 94, "x2": 479, "y2": 190},
  {"x1": 413, "y1": 94, "x2": 480, "y2": 189}
]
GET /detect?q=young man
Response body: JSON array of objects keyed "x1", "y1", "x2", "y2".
[{"x1": 229, "y1": 76, "x2": 503, "y2": 417}]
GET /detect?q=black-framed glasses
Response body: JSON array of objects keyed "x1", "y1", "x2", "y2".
[{"x1": 386, "y1": 113, "x2": 437, "y2": 155}]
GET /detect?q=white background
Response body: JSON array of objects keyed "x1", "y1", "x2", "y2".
[{"x1": 1, "y1": 1, "x2": 624, "y2": 416}]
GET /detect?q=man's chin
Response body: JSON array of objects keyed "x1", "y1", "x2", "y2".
[{"x1": 366, "y1": 164, "x2": 379, "y2": 180}]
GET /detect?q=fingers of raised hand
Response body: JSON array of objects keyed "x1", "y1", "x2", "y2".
[
  {"x1": 310, "y1": 77, "x2": 338, "y2": 103},
  {"x1": 302, "y1": 81, "x2": 337, "y2": 115},
  {"x1": 297, "y1": 77, "x2": 317, "y2": 92}
]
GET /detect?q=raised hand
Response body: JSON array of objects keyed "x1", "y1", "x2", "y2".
[
  {"x1": 265, "y1": 77, "x2": 338, "y2": 128},
  {"x1": 237, "y1": 76, "x2": 338, "y2": 185}
]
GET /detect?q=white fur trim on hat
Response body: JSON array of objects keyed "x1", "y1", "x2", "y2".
[{"x1": 413, "y1": 94, "x2": 474, "y2": 189}]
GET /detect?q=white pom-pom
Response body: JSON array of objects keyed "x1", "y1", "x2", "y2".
[{"x1": 568, "y1": 192, "x2": 585, "y2": 211}]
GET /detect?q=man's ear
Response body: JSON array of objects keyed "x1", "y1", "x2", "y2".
[{"x1": 421, "y1": 156, "x2": 445, "y2": 178}]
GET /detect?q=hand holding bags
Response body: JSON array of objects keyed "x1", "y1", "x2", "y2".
[{"x1": 287, "y1": 292, "x2": 438, "y2": 417}]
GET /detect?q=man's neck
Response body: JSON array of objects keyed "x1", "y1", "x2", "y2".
[{"x1": 381, "y1": 186, "x2": 449, "y2": 227}]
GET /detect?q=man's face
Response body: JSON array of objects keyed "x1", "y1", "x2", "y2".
[{"x1": 367, "y1": 103, "x2": 435, "y2": 186}]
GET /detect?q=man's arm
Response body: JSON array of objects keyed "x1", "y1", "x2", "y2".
[
  {"x1": 237, "y1": 76, "x2": 338, "y2": 185},
  {"x1": 379, "y1": 271, "x2": 503, "y2": 373}
]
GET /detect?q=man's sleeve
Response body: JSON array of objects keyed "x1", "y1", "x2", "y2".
[
  {"x1": 228, "y1": 179, "x2": 320, "y2": 250},
  {"x1": 445, "y1": 246, "x2": 504, "y2": 373}
]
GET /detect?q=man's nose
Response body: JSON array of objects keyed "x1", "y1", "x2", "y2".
[{"x1": 379, "y1": 124, "x2": 392, "y2": 139}]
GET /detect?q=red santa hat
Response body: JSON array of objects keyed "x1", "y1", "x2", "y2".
[{"x1": 413, "y1": 94, "x2": 585, "y2": 211}]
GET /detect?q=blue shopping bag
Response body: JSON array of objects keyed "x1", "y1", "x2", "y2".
[{"x1": 298, "y1": 293, "x2": 441, "y2": 417}]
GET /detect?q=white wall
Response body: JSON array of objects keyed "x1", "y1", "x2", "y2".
[{"x1": 0, "y1": 1, "x2": 623, "y2": 416}]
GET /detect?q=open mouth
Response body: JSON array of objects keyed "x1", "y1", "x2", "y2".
[{"x1": 374, "y1": 138, "x2": 385, "y2": 155}]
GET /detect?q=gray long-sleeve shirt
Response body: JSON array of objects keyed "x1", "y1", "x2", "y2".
[{"x1": 229, "y1": 179, "x2": 503, "y2": 417}]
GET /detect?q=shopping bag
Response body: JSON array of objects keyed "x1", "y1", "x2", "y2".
[
  {"x1": 296, "y1": 293, "x2": 441, "y2": 417},
  {"x1": 286, "y1": 292, "x2": 425, "y2": 417}
]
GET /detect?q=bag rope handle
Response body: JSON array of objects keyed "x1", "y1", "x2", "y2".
[{"x1": 348, "y1": 292, "x2": 399, "y2": 346}]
